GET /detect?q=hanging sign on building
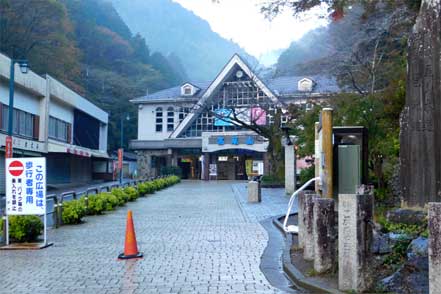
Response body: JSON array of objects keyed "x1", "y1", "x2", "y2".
[
  {"x1": 251, "y1": 107, "x2": 267, "y2": 126},
  {"x1": 118, "y1": 148, "x2": 123, "y2": 170},
  {"x1": 214, "y1": 109, "x2": 233, "y2": 126},
  {"x1": 5, "y1": 136, "x2": 13, "y2": 158},
  {"x1": 6, "y1": 157, "x2": 46, "y2": 215}
]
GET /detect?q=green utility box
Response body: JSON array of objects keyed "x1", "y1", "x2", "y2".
[{"x1": 338, "y1": 145, "x2": 361, "y2": 194}]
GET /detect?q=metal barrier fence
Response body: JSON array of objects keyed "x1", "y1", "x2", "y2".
[
  {"x1": 1, "y1": 176, "x2": 176, "y2": 235},
  {"x1": 42, "y1": 179, "x2": 163, "y2": 228}
]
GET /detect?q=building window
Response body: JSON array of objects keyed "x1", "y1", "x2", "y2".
[
  {"x1": 1, "y1": 104, "x2": 36, "y2": 138},
  {"x1": 181, "y1": 84, "x2": 195, "y2": 96},
  {"x1": 179, "y1": 107, "x2": 190, "y2": 123},
  {"x1": 49, "y1": 116, "x2": 71, "y2": 143},
  {"x1": 155, "y1": 107, "x2": 163, "y2": 132},
  {"x1": 167, "y1": 107, "x2": 174, "y2": 132}
]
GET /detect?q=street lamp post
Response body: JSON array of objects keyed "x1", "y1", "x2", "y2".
[
  {"x1": 4, "y1": 57, "x2": 29, "y2": 245},
  {"x1": 119, "y1": 113, "x2": 130, "y2": 184},
  {"x1": 7, "y1": 58, "x2": 29, "y2": 158}
]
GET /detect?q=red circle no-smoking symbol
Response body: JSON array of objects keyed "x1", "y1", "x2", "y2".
[{"x1": 8, "y1": 160, "x2": 24, "y2": 177}]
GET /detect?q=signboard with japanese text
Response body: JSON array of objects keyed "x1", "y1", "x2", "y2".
[
  {"x1": 118, "y1": 148, "x2": 123, "y2": 169},
  {"x1": 5, "y1": 136, "x2": 12, "y2": 158},
  {"x1": 6, "y1": 157, "x2": 46, "y2": 216},
  {"x1": 209, "y1": 164, "x2": 217, "y2": 176},
  {"x1": 252, "y1": 160, "x2": 264, "y2": 175},
  {"x1": 251, "y1": 107, "x2": 267, "y2": 125},
  {"x1": 214, "y1": 109, "x2": 233, "y2": 126}
]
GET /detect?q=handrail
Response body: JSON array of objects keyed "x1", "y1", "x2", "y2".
[
  {"x1": 86, "y1": 187, "x2": 99, "y2": 195},
  {"x1": 60, "y1": 191, "x2": 77, "y2": 203},
  {"x1": 283, "y1": 177, "x2": 319, "y2": 234},
  {"x1": 46, "y1": 194, "x2": 59, "y2": 228}
]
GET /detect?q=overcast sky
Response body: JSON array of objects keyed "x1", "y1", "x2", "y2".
[{"x1": 173, "y1": 0, "x2": 328, "y2": 64}]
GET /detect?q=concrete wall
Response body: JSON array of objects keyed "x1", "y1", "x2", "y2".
[
  {"x1": 49, "y1": 97, "x2": 74, "y2": 124},
  {"x1": 138, "y1": 104, "x2": 176, "y2": 140},
  {"x1": 0, "y1": 54, "x2": 46, "y2": 97},
  {"x1": 99, "y1": 123, "x2": 108, "y2": 151},
  {"x1": 47, "y1": 76, "x2": 107, "y2": 124},
  {"x1": 0, "y1": 83, "x2": 42, "y2": 115}
]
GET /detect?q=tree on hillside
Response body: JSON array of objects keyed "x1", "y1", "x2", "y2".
[
  {"x1": 0, "y1": 0, "x2": 82, "y2": 91},
  {"x1": 260, "y1": 0, "x2": 422, "y2": 18}
]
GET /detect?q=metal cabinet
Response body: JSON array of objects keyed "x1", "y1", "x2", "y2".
[{"x1": 338, "y1": 145, "x2": 361, "y2": 194}]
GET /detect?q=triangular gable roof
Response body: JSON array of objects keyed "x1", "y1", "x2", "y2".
[
  {"x1": 181, "y1": 82, "x2": 200, "y2": 89},
  {"x1": 170, "y1": 54, "x2": 281, "y2": 138}
]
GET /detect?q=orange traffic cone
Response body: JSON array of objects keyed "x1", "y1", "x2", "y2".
[{"x1": 118, "y1": 210, "x2": 143, "y2": 260}]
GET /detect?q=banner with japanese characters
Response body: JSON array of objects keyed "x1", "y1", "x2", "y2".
[{"x1": 6, "y1": 157, "x2": 46, "y2": 215}]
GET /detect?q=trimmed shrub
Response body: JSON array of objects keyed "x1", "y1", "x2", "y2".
[
  {"x1": 62, "y1": 200, "x2": 87, "y2": 225},
  {"x1": 111, "y1": 188, "x2": 129, "y2": 205},
  {"x1": 136, "y1": 176, "x2": 181, "y2": 194},
  {"x1": 86, "y1": 194, "x2": 106, "y2": 215},
  {"x1": 99, "y1": 193, "x2": 119, "y2": 211},
  {"x1": 138, "y1": 182, "x2": 155, "y2": 195},
  {"x1": 9, "y1": 215, "x2": 44, "y2": 242},
  {"x1": 124, "y1": 187, "x2": 139, "y2": 201}
]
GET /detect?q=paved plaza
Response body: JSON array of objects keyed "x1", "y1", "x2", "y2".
[{"x1": 0, "y1": 181, "x2": 298, "y2": 294}]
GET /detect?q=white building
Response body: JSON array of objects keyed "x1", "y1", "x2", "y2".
[
  {"x1": 0, "y1": 53, "x2": 109, "y2": 192},
  {"x1": 130, "y1": 54, "x2": 340, "y2": 180}
]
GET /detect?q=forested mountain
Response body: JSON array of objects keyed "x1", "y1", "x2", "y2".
[
  {"x1": 0, "y1": 0, "x2": 185, "y2": 150},
  {"x1": 110, "y1": 0, "x2": 258, "y2": 81},
  {"x1": 275, "y1": 2, "x2": 417, "y2": 93}
]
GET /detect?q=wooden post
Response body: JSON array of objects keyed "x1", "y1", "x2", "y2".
[{"x1": 322, "y1": 108, "x2": 333, "y2": 198}]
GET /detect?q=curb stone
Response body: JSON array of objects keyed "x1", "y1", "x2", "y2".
[{"x1": 273, "y1": 214, "x2": 344, "y2": 294}]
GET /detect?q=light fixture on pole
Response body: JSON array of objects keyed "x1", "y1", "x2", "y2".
[
  {"x1": 7, "y1": 58, "x2": 29, "y2": 158},
  {"x1": 281, "y1": 126, "x2": 293, "y2": 146}
]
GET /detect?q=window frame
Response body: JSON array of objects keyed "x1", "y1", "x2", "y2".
[{"x1": 155, "y1": 107, "x2": 163, "y2": 132}]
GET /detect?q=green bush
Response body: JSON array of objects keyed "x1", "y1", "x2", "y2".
[
  {"x1": 99, "y1": 193, "x2": 119, "y2": 211},
  {"x1": 62, "y1": 200, "x2": 87, "y2": 225},
  {"x1": 383, "y1": 237, "x2": 412, "y2": 269},
  {"x1": 9, "y1": 215, "x2": 43, "y2": 242},
  {"x1": 261, "y1": 175, "x2": 284, "y2": 186},
  {"x1": 155, "y1": 179, "x2": 164, "y2": 190},
  {"x1": 124, "y1": 187, "x2": 139, "y2": 201},
  {"x1": 138, "y1": 182, "x2": 155, "y2": 195},
  {"x1": 299, "y1": 166, "x2": 315, "y2": 186},
  {"x1": 111, "y1": 188, "x2": 129, "y2": 205},
  {"x1": 86, "y1": 194, "x2": 106, "y2": 215},
  {"x1": 136, "y1": 176, "x2": 180, "y2": 195}
]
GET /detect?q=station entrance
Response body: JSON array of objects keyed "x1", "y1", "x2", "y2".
[{"x1": 205, "y1": 149, "x2": 264, "y2": 180}]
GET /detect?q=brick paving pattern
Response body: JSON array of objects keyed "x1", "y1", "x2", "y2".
[
  {"x1": 232, "y1": 184, "x2": 295, "y2": 223},
  {"x1": 0, "y1": 181, "x2": 295, "y2": 294}
]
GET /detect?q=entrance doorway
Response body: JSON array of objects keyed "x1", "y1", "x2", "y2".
[
  {"x1": 210, "y1": 150, "x2": 264, "y2": 180},
  {"x1": 178, "y1": 156, "x2": 201, "y2": 179}
]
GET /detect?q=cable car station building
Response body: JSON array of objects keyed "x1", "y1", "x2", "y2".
[{"x1": 130, "y1": 55, "x2": 340, "y2": 180}]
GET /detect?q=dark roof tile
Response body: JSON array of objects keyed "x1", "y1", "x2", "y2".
[{"x1": 132, "y1": 75, "x2": 339, "y2": 103}]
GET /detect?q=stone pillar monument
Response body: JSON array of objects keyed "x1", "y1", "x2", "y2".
[
  {"x1": 400, "y1": 0, "x2": 441, "y2": 207},
  {"x1": 429, "y1": 203, "x2": 441, "y2": 294},
  {"x1": 302, "y1": 193, "x2": 319, "y2": 260},
  {"x1": 313, "y1": 198, "x2": 336, "y2": 273},
  {"x1": 338, "y1": 194, "x2": 373, "y2": 292},
  {"x1": 285, "y1": 143, "x2": 296, "y2": 195},
  {"x1": 298, "y1": 192, "x2": 306, "y2": 249}
]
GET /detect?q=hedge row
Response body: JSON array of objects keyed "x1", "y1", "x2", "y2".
[
  {"x1": 62, "y1": 176, "x2": 181, "y2": 225},
  {"x1": 7, "y1": 176, "x2": 181, "y2": 242}
]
